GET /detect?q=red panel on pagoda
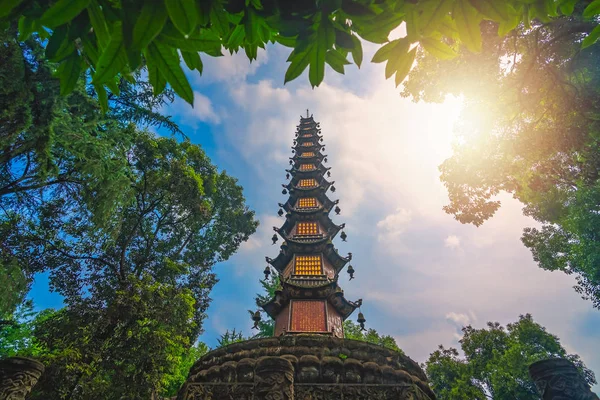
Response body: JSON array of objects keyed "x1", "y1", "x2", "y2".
[{"x1": 290, "y1": 300, "x2": 327, "y2": 332}]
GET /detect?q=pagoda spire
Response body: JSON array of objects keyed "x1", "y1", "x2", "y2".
[{"x1": 256, "y1": 114, "x2": 361, "y2": 338}]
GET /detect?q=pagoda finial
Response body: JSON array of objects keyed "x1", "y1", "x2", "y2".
[{"x1": 306, "y1": 109, "x2": 309, "y2": 118}]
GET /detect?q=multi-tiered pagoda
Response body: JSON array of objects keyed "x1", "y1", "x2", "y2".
[
  {"x1": 259, "y1": 113, "x2": 361, "y2": 338},
  {"x1": 177, "y1": 113, "x2": 436, "y2": 400}
]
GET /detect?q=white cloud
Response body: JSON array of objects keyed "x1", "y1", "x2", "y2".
[
  {"x1": 444, "y1": 235, "x2": 461, "y2": 249},
  {"x1": 194, "y1": 49, "x2": 268, "y2": 84},
  {"x1": 376, "y1": 208, "x2": 413, "y2": 245},
  {"x1": 168, "y1": 91, "x2": 221, "y2": 125},
  {"x1": 446, "y1": 311, "x2": 474, "y2": 327}
]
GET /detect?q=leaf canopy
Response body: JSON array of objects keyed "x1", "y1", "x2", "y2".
[{"x1": 3, "y1": 0, "x2": 598, "y2": 105}]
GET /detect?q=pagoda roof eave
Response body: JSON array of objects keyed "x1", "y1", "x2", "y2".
[
  {"x1": 287, "y1": 164, "x2": 330, "y2": 176},
  {"x1": 266, "y1": 241, "x2": 351, "y2": 273},
  {"x1": 281, "y1": 197, "x2": 337, "y2": 214},
  {"x1": 276, "y1": 214, "x2": 344, "y2": 239},
  {"x1": 260, "y1": 282, "x2": 359, "y2": 320},
  {"x1": 286, "y1": 178, "x2": 333, "y2": 191}
]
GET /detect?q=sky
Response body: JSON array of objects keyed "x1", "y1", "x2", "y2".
[{"x1": 31, "y1": 35, "x2": 600, "y2": 386}]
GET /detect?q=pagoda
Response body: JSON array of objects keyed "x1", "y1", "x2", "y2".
[
  {"x1": 257, "y1": 112, "x2": 361, "y2": 338},
  {"x1": 177, "y1": 113, "x2": 437, "y2": 400}
]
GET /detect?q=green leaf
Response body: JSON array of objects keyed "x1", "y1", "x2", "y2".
[
  {"x1": 350, "y1": 34, "x2": 362, "y2": 68},
  {"x1": 87, "y1": 0, "x2": 110, "y2": 49},
  {"x1": 0, "y1": 0, "x2": 23, "y2": 18},
  {"x1": 146, "y1": 42, "x2": 194, "y2": 105},
  {"x1": 210, "y1": 1, "x2": 230, "y2": 36},
  {"x1": 497, "y1": 7, "x2": 520, "y2": 36},
  {"x1": 104, "y1": 77, "x2": 120, "y2": 95},
  {"x1": 40, "y1": 0, "x2": 90, "y2": 29},
  {"x1": 94, "y1": 83, "x2": 108, "y2": 113},
  {"x1": 558, "y1": 0, "x2": 577, "y2": 15},
  {"x1": 582, "y1": 24, "x2": 600, "y2": 49},
  {"x1": 468, "y1": 0, "x2": 509, "y2": 21},
  {"x1": 284, "y1": 45, "x2": 312, "y2": 84},
  {"x1": 275, "y1": 35, "x2": 296, "y2": 48},
  {"x1": 372, "y1": 39, "x2": 400, "y2": 63},
  {"x1": 355, "y1": 11, "x2": 404, "y2": 43},
  {"x1": 395, "y1": 47, "x2": 417, "y2": 87},
  {"x1": 309, "y1": 17, "x2": 333, "y2": 87},
  {"x1": 453, "y1": 0, "x2": 482, "y2": 52},
  {"x1": 18, "y1": 15, "x2": 35, "y2": 41},
  {"x1": 420, "y1": 36, "x2": 458, "y2": 59},
  {"x1": 227, "y1": 25, "x2": 245, "y2": 49},
  {"x1": 335, "y1": 28, "x2": 354, "y2": 49},
  {"x1": 46, "y1": 26, "x2": 68, "y2": 60},
  {"x1": 384, "y1": 38, "x2": 409, "y2": 79},
  {"x1": 244, "y1": 6, "x2": 260, "y2": 44},
  {"x1": 325, "y1": 49, "x2": 350, "y2": 74},
  {"x1": 583, "y1": 0, "x2": 600, "y2": 18},
  {"x1": 181, "y1": 51, "x2": 203, "y2": 73},
  {"x1": 165, "y1": 0, "x2": 198, "y2": 36},
  {"x1": 56, "y1": 54, "x2": 82, "y2": 95},
  {"x1": 92, "y1": 22, "x2": 126, "y2": 84},
  {"x1": 419, "y1": 0, "x2": 455, "y2": 36},
  {"x1": 81, "y1": 35, "x2": 100, "y2": 66},
  {"x1": 159, "y1": 25, "x2": 222, "y2": 55},
  {"x1": 133, "y1": 2, "x2": 168, "y2": 50},
  {"x1": 341, "y1": 0, "x2": 377, "y2": 17},
  {"x1": 146, "y1": 56, "x2": 167, "y2": 95}
]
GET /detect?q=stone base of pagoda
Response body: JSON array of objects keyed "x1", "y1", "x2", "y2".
[
  {"x1": 176, "y1": 335, "x2": 436, "y2": 400},
  {"x1": 0, "y1": 357, "x2": 45, "y2": 400}
]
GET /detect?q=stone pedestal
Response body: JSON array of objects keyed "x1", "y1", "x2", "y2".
[
  {"x1": 177, "y1": 335, "x2": 436, "y2": 400},
  {"x1": 0, "y1": 357, "x2": 45, "y2": 400},
  {"x1": 529, "y1": 358, "x2": 599, "y2": 400},
  {"x1": 255, "y1": 357, "x2": 294, "y2": 400}
]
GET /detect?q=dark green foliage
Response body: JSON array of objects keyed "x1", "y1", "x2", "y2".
[
  {"x1": 252, "y1": 269, "x2": 279, "y2": 338},
  {"x1": 402, "y1": 9, "x2": 600, "y2": 308},
  {"x1": 425, "y1": 315, "x2": 596, "y2": 400},
  {"x1": 343, "y1": 320, "x2": 404, "y2": 354},
  {"x1": 3, "y1": 0, "x2": 598, "y2": 106},
  {"x1": 217, "y1": 329, "x2": 246, "y2": 347},
  {"x1": 0, "y1": 301, "x2": 55, "y2": 358}
]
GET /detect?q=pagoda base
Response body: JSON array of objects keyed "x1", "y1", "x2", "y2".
[{"x1": 177, "y1": 335, "x2": 436, "y2": 400}]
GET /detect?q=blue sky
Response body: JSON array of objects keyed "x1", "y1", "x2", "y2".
[{"x1": 31, "y1": 37, "x2": 600, "y2": 386}]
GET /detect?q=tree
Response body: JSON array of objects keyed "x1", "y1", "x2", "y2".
[
  {"x1": 0, "y1": 301, "x2": 56, "y2": 359},
  {"x1": 8, "y1": 132, "x2": 257, "y2": 398},
  {"x1": 161, "y1": 341, "x2": 209, "y2": 397},
  {"x1": 252, "y1": 268, "x2": 280, "y2": 338},
  {"x1": 343, "y1": 320, "x2": 404, "y2": 354},
  {"x1": 0, "y1": 25, "x2": 181, "y2": 318},
  {"x1": 3, "y1": 0, "x2": 598, "y2": 108},
  {"x1": 402, "y1": 6, "x2": 600, "y2": 309},
  {"x1": 217, "y1": 329, "x2": 246, "y2": 347},
  {"x1": 425, "y1": 314, "x2": 596, "y2": 400}
]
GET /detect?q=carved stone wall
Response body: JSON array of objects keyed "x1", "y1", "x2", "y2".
[
  {"x1": 0, "y1": 357, "x2": 45, "y2": 400},
  {"x1": 177, "y1": 335, "x2": 436, "y2": 400},
  {"x1": 529, "y1": 358, "x2": 599, "y2": 400}
]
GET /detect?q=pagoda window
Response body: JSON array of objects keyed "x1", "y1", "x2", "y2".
[
  {"x1": 302, "y1": 142, "x2": 314, "y2": 146},
  {"x1": 297, "y1": 197, "x2": 318, "y2": 209},
  {"x1": 296, "y1": 222, "x2": 319, "y2": 236},
  {"x1": 299, "y1": 164, "x2": 315, "y2": 171},
  {"x1": 302, "y1": 134, "x2": 312, "y2": 138},
  {"x1": 298, "y1": 179, "x2": 317, "y2": 188},
  {"x1": 301, "y1": 152, "x2": 315, "y2": 157},
  {"x1": 294, "y1": 255, "x2": 323, "y2": 275}
]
